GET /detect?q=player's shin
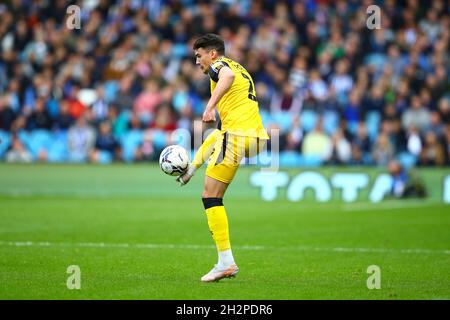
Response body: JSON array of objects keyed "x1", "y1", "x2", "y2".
[{"x1": 202, "y1": 197, "x2": 235, "y2": 268}]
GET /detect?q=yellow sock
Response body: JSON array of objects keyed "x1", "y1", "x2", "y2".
[{"x1": 202, "y1": 198, "x2": 231, "y2": 251}]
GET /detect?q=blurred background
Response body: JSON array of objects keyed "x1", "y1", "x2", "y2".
[{"x1": 0, "y1": 0, "x2": 448, "y2": 169}]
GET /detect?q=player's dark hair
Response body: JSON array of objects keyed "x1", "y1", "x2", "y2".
[{"x1": 193, "y1": 34, "x2": 225, "y2": 55}]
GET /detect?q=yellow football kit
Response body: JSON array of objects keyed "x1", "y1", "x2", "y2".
[{"x1": 192, "y1": 56, "x2": 269, "y2": 184}]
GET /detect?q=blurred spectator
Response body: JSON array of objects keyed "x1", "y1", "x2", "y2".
[
  {"x1": 135, "y1": 131, "x2": 155, "y2": 162},
  {"x1": 91, "y1": 86, "x2": 109, "y2": 122},
  {"x1": 133, "y1": 79, "x2": 163, "y2": 124},
  {"x1": 351, "y1": 122, "x2": 371, "y2": 164},
  {"x1": 329, "y1": 59, "x2": 353, "y2": 105},
  {"x1": 393, "y1": 79, "x2": 411, "y2": 113},
  {"x1": 363, "y1": 85, "x2": 385, "y2": 114},
  {"x1": 301, "y1": 119, "x2": 332, "y2": 161},
  {"x1": 350, "y1": 143, "x2": 364, "y2": 165},
  {"x1": 67, "y1": 116, "x2": 96, "y2": 162},
  {"x1": 255, "y1": 82, "x2": 271, "y2": 112},
  {"x1": 401, "y1": 96, "x2": 431, "y2": 132},
  {"x1": 419, "y1": 131, "x2": 445, "y2": 166},
  {"x1": 288, "y1": 57, "x2": 308, "y2": 93},
  {"x1": 67, "y1": 85, "x2": 87, "y2": 120},
  {"x1": 10, "y1": 116, "x2": 26, "y2": 135},
  {"x1": 53, "y1": 100, "x2": 74, "y2": 131},
  {"x1": 438, "y1": 98, "x2": 450, "y2": 124},
  {"x1": 406, "y1": 126, "x2": 422, "y2": 157},
  {"x1": 388, "y1": 118, "x2": 407, "y2": 154},
  {"x1": 329, "y1": 128, "x2": 352, "y2": 165},
  {"x1": 26, "y1": 97, "x2": 52, "y2": 130},
  {"x1": 443, "y1": 125, "x2": 450, "y2": 165},
  {"x1": 5, "y1": 136, "x2": 32, "y2": 163},
  {"x1": 0, "y1": 95, "x2": 16, "y2": 131},
  {"x1": 113, "y1": 74, "x2": 136, "y2": 113},
  {"x1": 176, "y1": 102, "x2": 193, "y2": 132},
  {"x1": 429, "y1": 111, "x2": 445, "y2": 137},
  {"x1": 307, "y1": 69, "x2": 328, "y2": 106},
  {"x1": 149, "y1": 103, "x2": 177, "y2": 132},
  {"x1": 285, "y1": 116, "x2": 302, "y2": 151},
  {"x1": 270, "y1": 83, "x2": 302, "y2": 115},
  {"x1": 372, "y1": 133, "x2": 394, "y2": 166},
  {"x1": 343, "y1": 90, "x2": 362, "y2": 127},
  {"x1": 419, "y1": 9, "x2": 442, "y2": 42},
  {"x1": 90, "y1": 121, "x2": 121, "y2": 163},
  {"x1": 6, "y1": 78, "x2": 22, "y2": 113}
]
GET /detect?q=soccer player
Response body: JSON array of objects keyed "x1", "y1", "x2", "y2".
[{"x1": 176, "y1": 34, "x2": 269, "y2": 282}]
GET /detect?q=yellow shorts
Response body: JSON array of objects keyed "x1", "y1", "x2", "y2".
[{"x1": 205, "y1": 131, "x2": 266, "y2": 184}]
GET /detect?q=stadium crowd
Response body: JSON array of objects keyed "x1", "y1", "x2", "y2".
[{"x1": 0, "y1": 0, "x2": 449, "y2": 167}]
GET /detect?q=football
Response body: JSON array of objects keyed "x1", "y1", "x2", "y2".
[{"x1": 159, "y1": 145, "x2": 190, "y2": 176}]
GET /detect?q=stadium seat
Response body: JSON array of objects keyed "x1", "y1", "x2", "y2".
[
  {"x1": 151, "y1": 130, "x2": 169, "y2": 150},
  {"x1": 170, "y1": 129, "x2": 191, "y2": 151},
  {"x1": 173, "y1": 91, "x2": 189, "y2": 112},
  {"x1": 362, "y1": 152, "x2": 373, "y2": 165},
  {"x1": 121, "y1": 130, "x2": 144, "y2": 162},
  {"x1": 365, "y1": 111, "x2": 381, "y2": 142},
  {"x1": 0, "y1": 130, "x2": 11, "y2": 159},
  {"x1": 272, "y1": 111, "x2": 293, "y2": 134},
  {"x1": 255, "y1": 150, "x2": 273, "y2": 167},
  {"x1": 397, "y1": 152, "x2": 417, "y2": 170},
  {"x1": 364, "y1": 53, "x2": 387, "y2": 73},
  {"x1": 97, "y1": 151, "x2": 113, "y2": 164},
  {"x1": 336, "y1": 92, "x2": 348, "y2": 106},
  {"x1": 301, "y1": 155, "x2": 323, "y2": 167},
  {"x1": 259, "y1": 109, "x2": 271, "y2": 128},
  {"x1": 323, "y1": 111, "x2": 339, "y2": 135},
  {"x1": 172, "y1": 43, "x2": 188, "y2": 58},
  {"x1": 103, "y1": 80, "x2": 119, "y2": 103},
  {"x1": 17, "y1": 130, "x2": 30, "y2": 148},
  {"x1": 47, "y1": 131, "x2": 69, "y2": 163},
  {"x1": 300, "y1": 110, "x2": 318, "y2": 133},
  {"x1": 47, "y1": 99, "x2": 59, "y2": 119},
  {"x1": 190, "y1": 94, "x2": 205, "y2": 116},
  {"x1": 347, "y1": 121, "x2": 359, "y2": 135},
  {"x1": 138, "y1": 113, "x2": 153, "y2": 126},
  {"x1": 28, "y1": 130, "x2": 53, "y2": 160},
  {"x1": 279, "y1": 151, "x2": 303, "y2": 167}
]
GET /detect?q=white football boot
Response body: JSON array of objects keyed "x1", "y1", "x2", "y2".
[{"x1": 201, "y1": 264, "x2": 239, "y2": 282}]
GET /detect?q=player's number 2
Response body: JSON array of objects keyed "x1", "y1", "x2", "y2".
[{"x1": 241, "y1": 72, "x2": 257, "y2": 102}]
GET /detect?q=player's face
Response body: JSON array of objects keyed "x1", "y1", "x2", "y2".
[{"x1": 195, "y1": 48, "x2": 214, "y2": 75}]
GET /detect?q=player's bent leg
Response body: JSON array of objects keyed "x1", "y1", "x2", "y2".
[
  {"x1": 193, "y1": 129, "x2": 223, "y2": 169},
  {"x1": 177, "y1": 129, "x2": 223, "y2": 186}
]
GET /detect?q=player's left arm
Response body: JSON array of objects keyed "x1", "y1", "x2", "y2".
[{"x1": 203, "y1": 67, "x2": 235, "y2": 122}]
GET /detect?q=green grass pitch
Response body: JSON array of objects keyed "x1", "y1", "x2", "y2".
[{"x1": 0, "y1": 163, "x2": 449, "y2": 299}]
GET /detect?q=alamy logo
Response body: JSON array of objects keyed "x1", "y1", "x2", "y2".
[
  {"x1": 66, "y1": 5, "x2": 81, "y2": 30},
  {"x1": 66, "y1": 265, "x2": 81, "y2": 289},
  {"x1": 366, "y1": 5, "x2": 381, "y2": 30},
  {"x1": 366, "y1": 265, "x2": 381, "y2": 289}
]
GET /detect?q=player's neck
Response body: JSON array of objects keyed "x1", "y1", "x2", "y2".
[{"x1": 212, "y1": 55, "x2": 224, "y2": 63}]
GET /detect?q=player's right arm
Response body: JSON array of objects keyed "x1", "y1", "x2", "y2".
[{"x1": 203, "y1": 65, "x2": 235, "y2": 122}]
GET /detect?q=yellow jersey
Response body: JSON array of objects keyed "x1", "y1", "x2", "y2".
[{"x1": 209, "y1": 57, "x2": 269, "y2": 140}]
